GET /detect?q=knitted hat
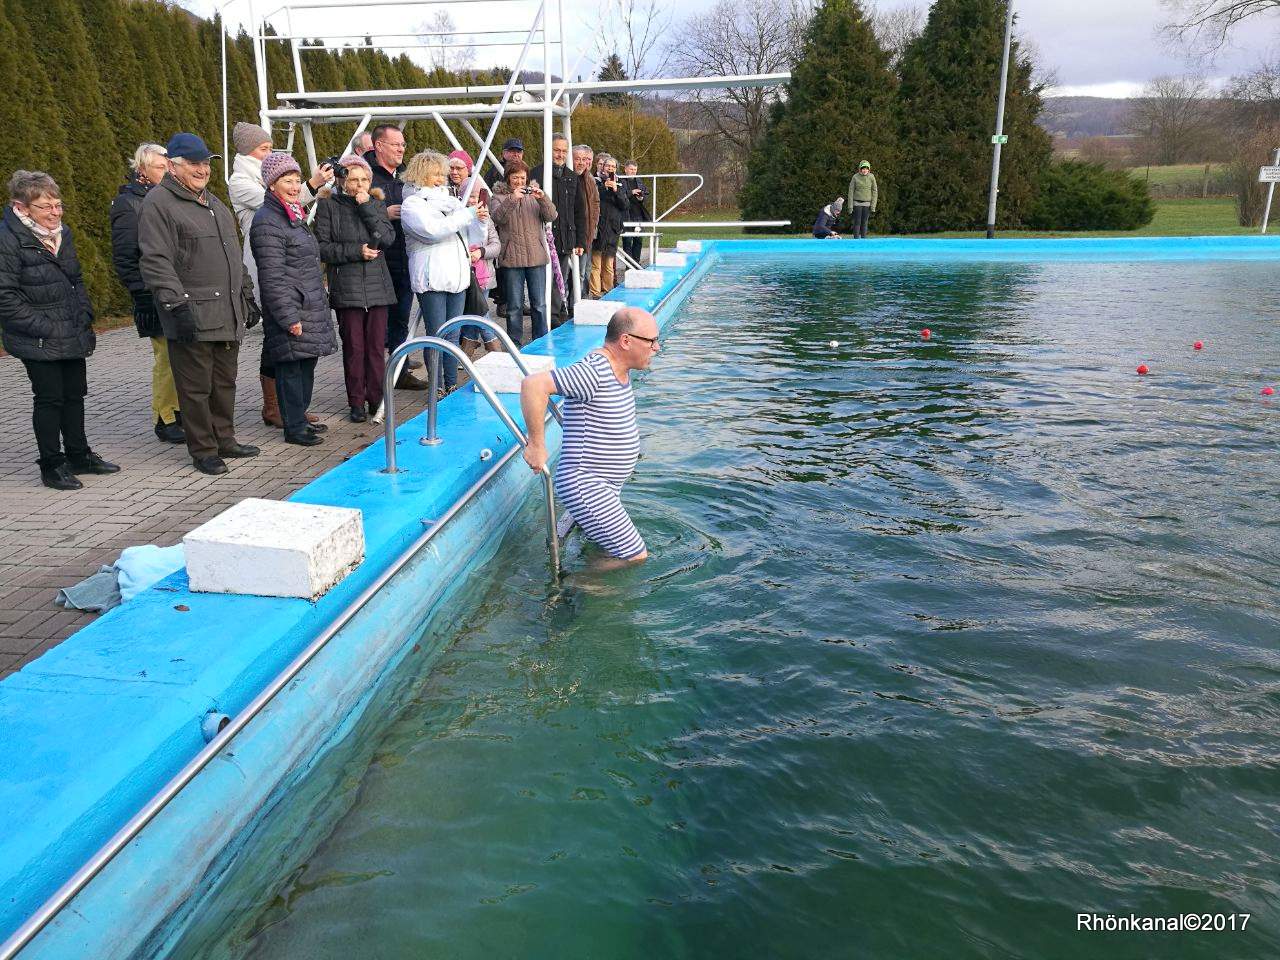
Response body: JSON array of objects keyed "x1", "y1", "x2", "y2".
[
  {"x1": 832, "y1": 196, "x2": 845, "y2": 212},
  {"x1": 858, "y1": 160, "x2": 871, "y2": 170},
  {"x1": 261, "y1": 151, "x2": 302, "y2": 188},
  {"x1": 233, "y1": 122, "x2": 271, "y2": 156},
  {"x1": 448, "y1": 149, "x2": 474, "y2": 174},
  {"x1": 339, "y1": 153, "x2": 371, "y2": 177}
]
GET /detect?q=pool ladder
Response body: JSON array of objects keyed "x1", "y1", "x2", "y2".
[{"x1": 380, "y1": 314, "x2": 563, "y2": 571}]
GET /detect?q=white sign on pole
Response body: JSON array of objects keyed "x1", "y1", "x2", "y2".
[{"x1": 1258, "y1": 165, "x2": 1280, "y2": 183}]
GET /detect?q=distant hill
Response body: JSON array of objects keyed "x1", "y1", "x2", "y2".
[{"x1": 1040, "y1": 97, "x2": 1134, "y2": 138}]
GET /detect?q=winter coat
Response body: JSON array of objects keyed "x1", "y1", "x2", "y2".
[
  {"x1": 465, "y1": 214, "x2": 501, "y2": 290},
  {"x1": 400, "y1": 185, "x2": 476, "y2": 294},
  {"x1": 813, "y1": 204, "x2": 841, "y2": 238},
  {"x1": 138, "y1": 174, "x2": 254, "y2": 342},
  {"x1": 228, "y1": 152, "x2": 318, "y2": 296},
  {"x1": 578, "y1": 170, "x2": 599, "y2": 249},
  {"x1": 592, "y1": 175, "x2": 628, "y2": 252},
  {"x1": 108, "y1": 172, "x2": 161, "y2": 337},
  {"x1": 847, "y1": 170, "x2": 878, "y2": 211},
  {"x1": 313, "y1": 189, "x2": 398, "y2": 309},
  {"x1": 249, "y1": 191, "x2": 337, "y2": 364},
  {"x1": 549, "y1": 164, "x2": 587, "y2": 256},
  {"x1": 489, "y1": 182, "x2": 557, "y2": 269},
  {"x1": 620, "y1": 176, "x2": 648, "y2": 226},
  {"x1": 0, "y1": 207, "x2": 95, "y2": 362},
  {"x1": 364, "y1": 150, "x2": 408, "y2": 281}
]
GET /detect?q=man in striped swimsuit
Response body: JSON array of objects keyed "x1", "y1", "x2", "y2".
[{"x1": 520, "y1": 307, "x2": 660, "y2": 563}]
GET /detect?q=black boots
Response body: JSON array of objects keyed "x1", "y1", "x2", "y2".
[
  {"x1": 285, "y1": 429, "x2": 323, "y2": 447},
  {"x1": 154, "y1": 416, "x2": 185, "y2": 444},
  {"x1": 40, "y1": 463, "x2": 82, "y2": 490},
  {"x1": 68, "y1": 453, "x2": 120, "y2": 475}
]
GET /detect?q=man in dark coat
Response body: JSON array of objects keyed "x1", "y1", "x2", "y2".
[
  {"x1": 548, "y1": 135, "x2": 587, "y2": 326},
  {"x1": 0, "y1": 170, "x2": 119, "y2": 490},
  {"x1": 364, "y1": 123, "x2": 426, "y2": 390},
  {"x1": 484, "y1": 138, "x2": 525, "y2": 188},
  {"x1": 139, "y1": 132, "x2": 261, "y2": 476},
  {"x1": 619, "y1": 160, "x2": 648, "y2": 266},
  {"x1": 110, "y1": 143, "x2": 183, "y2": 444}
]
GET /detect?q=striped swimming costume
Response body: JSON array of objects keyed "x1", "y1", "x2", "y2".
[{"x1": 551, "y1": 351, "x2": 645, "y2": 559}]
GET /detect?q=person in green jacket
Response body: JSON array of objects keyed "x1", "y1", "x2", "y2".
[{"x1": 847, "y1": 160, "x2": 877, "y2": 239}]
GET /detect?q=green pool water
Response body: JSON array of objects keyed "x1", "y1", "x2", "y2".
[{"x1": 230, "y1": 257, "x2": 1280, "y2": 958}]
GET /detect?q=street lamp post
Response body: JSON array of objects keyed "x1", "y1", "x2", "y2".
[{"x1": 985, "y1": 0, "x2": 1015, "y2": 239}]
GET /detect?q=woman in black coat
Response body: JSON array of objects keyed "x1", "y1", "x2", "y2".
[
  {"x1": 590, "y1": 156, "x2": 628, "y2": 296},
  {"x1": 313, "y1": 154, "x2": 396, "y2": 422},
  {"x1": 249, "y1": 153, "x2": 337, "y2": 446},
  {"x1": 109, "y1": 143, "x2": 184, "y2": 444},
  {"x1": 0, "y1": 171, "x2": 118, "y2": 490}
]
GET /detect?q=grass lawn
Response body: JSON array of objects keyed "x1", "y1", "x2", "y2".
[
  {"x1": 1126, "y1": 163, "x2": 1228, "y2": 189},
  {"x1": 660, "y1": 198, "x2": 1261, "y2": 241}
]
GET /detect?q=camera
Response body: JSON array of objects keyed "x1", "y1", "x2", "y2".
[
  {"x1": 323, "y1": 156, "x2": 348, "y2": 179},
  {"x1": 521, "y1": 186, "x2": 533, "y2": 195}
]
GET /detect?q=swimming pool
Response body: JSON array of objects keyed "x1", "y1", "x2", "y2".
[{"x1": 173, "y1": 253, "x2": 1280, "y2": 958}]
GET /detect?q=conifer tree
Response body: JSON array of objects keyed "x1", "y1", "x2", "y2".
[
  {"x1": 740, "y1": 0, "x2": 897, "y2": 232},
  {"x1": 594, "y1": 53, "x2": 629, "y2": 108},
  {"x1": 15, "y1": 0, "x2": 123, "y2": 308},
  {"x1": 77, "y1": 0, "x2": 151, "y2": 152},
  {"x1": 892, "y1": 0, "x2": 1051, "y2": 232}
]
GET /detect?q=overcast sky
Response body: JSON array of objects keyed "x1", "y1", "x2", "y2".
[{"x1": 192, "y1": 0, "x2": 1280, "y2": 98}]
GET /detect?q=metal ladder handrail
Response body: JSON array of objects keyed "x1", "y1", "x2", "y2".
[
  {"x1": 421, "y1": 314, "x2": 562, "y2": 447},
  {"x1": 381, "y1": 335, "x2": 559, "y2": 570}
]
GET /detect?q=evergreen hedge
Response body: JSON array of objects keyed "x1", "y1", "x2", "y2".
[
  {"x1": 0, "y1": 0, "x2": 674, "y2": 315},
  {"x1": 1026, "y1": 161, "x2": 1155, "y2": 231}
]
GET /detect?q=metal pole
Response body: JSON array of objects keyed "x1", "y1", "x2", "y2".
[
  {"x1": 984, "y1": 0, "x2": 1015, "y2": 239},
  {"x1": 1261, "y1": 147, "x2": 1279, "y2": 234},
  {"x1": 542, "y1": 8, "x2": 553, "y2": 333}
]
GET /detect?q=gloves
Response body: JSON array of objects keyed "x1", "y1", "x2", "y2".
[
  {"x1": 131, "y1": 290, "x2": 154, "y2": 312},
  {"x1": 169, "y1": 303, "x2": 197, "y2": 344},
  {"x1": 246, "y1": 298, "x2": 262, "y2": 330}
]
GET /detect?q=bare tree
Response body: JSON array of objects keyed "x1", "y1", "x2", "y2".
[
  {"x1": 665, "y1": 0, "x2": 802, "y2": 156},
  {"x1": 594, "y1": 0, "x2": 672, "y2": 81},
  {"x1": 1126, "y1": 75, "x2": 1217, "y2": 165},
  {"x1": 867, "y1": 1, "x2": 925, "y2": 68},
  {"x1": 418, "y1": 11, "x2": 475, "y2": 73},
  {"x1": 1160, "y1": 0, "x2": 1280, "y2": 58}
]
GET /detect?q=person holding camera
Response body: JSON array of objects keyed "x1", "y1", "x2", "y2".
[
  {"x1": 619, "y1": 160, "x2": 647, "y2": 266},
  {"x1": 489, "y1": 159, "x2": 557, "y2": 346},
  {"x1": 314, "y1": 153, "x2": 397, "y2": 423},
  {"x1": 139, "y1": 133, "x2": 261, "y2": 476},
  {"x1": 591, "y1": 156, "x2": 627, "y2": 297},
  {"x1": 228, "y1": 121, "x2": 333, "y2": 428}
]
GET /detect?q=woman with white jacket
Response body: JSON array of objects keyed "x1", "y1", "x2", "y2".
[
  {"x1": 226, "y1": 122, "x2": 332, "y2": 427},
  {"x1": 400, "y1": 150, "x2": 484, "y2": 394}
]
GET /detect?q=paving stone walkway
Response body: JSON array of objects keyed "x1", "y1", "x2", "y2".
[{"x1": 0, "y1": 324, "x2": 440, "y2": 678}]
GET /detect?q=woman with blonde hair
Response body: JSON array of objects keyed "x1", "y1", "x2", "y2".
[{"x1": 400, "y1": 150, "x2": 483, "y2": 394}]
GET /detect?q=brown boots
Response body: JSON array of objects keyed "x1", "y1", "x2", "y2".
[{"x1": 260, "y1": 375, "x2": 284, "y2": 428}]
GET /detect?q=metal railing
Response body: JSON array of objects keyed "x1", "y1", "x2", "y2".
[{"x1": 380, "y1": 334, "x2": 560, "y2": 570}]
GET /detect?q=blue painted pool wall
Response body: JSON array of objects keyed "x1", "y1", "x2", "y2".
[{"x1": 0, "y1": 244, "x2": 711, "y2": 950}]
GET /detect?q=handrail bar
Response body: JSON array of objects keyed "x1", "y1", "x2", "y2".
[
  {"x1": 381, "y1": 336, "x2": 559, "y2": 569},
  {"x1": 0, "y1": 431, "x2": 538, "y2": 960},
  {"x1": 426, "y1": 314, "x2": 562, "y2": 444}
]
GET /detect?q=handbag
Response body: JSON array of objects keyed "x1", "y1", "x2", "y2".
[{"x1": 458, "y1": 233, "x2": 489, "y2": 316}]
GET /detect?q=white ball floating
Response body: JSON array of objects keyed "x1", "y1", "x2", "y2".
[{"x1": 829, "y1": 340, "x2": 839, "y2": 348}]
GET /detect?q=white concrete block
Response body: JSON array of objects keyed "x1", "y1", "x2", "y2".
[
  {"x1": 572, "y1": 300, "x2": 620, "y2": 326},
  {"x1": 654, "y1": 251, "x2": 687, "y2": 268},
  {"x1": 184, "y1": 498, "x2": 364, "y2": 600},
  {"x1": 470, "y1": 350, "x2": 555, "y2": 394},
  {"x1": 624, "y1": 269, "x2": 664, "y2": 289},
  {"x1": 675, "y1": 240, "x2": 702, "y2": 253}
]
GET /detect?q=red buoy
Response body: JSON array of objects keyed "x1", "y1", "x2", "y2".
[
  {"x1": 921, "y1": 328, "x2": 931, "y2": 340},
  {"x1": 1263, "y1": 386, "x2": 1275, "y2": 396},
  {"x1": 1136, "y1": 364, "x2": 1149, "y2": 375},
  {"x1": 1193, "y1": 341, "x2": 1203, "y2": 350}
]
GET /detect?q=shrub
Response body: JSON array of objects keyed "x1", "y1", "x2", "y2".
[{"x1": 1026, "y1": 160, "x2": 1155, "y2": 231}]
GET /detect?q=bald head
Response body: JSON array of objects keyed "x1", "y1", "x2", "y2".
[{"x1": 605, "y1": 307, "x2": 652, "y2": 343}]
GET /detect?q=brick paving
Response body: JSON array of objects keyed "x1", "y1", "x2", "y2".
[{"x1": 0, "y1": 324, "x2": 440, "y2": 678}]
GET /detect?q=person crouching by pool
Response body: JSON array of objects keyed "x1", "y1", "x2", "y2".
[
  {"x1": 813, "y1": 196, "x2": 844, "y2": 238},
  {"x1": 520, "y1": 307, "x2": 657, "y2": 565},
  {"x1": 250, "y1": 152, "x2": 337, "y2": 446}
]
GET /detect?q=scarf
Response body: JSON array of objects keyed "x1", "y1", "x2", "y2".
[{"x1": 15, "y1": 208, "x2": 61, "y2": 255}]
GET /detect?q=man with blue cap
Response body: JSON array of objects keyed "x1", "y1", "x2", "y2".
[{"x1": 139, "y1": 132, "x2": 262, "y2": 476}]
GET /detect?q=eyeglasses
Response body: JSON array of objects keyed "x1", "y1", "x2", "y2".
[
  {"x1": 627, "y1": 333, "x2": 660, "y2": 350},
  {"x1": 27, "y1": 201, "x2": 63, "y2": 212}
]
